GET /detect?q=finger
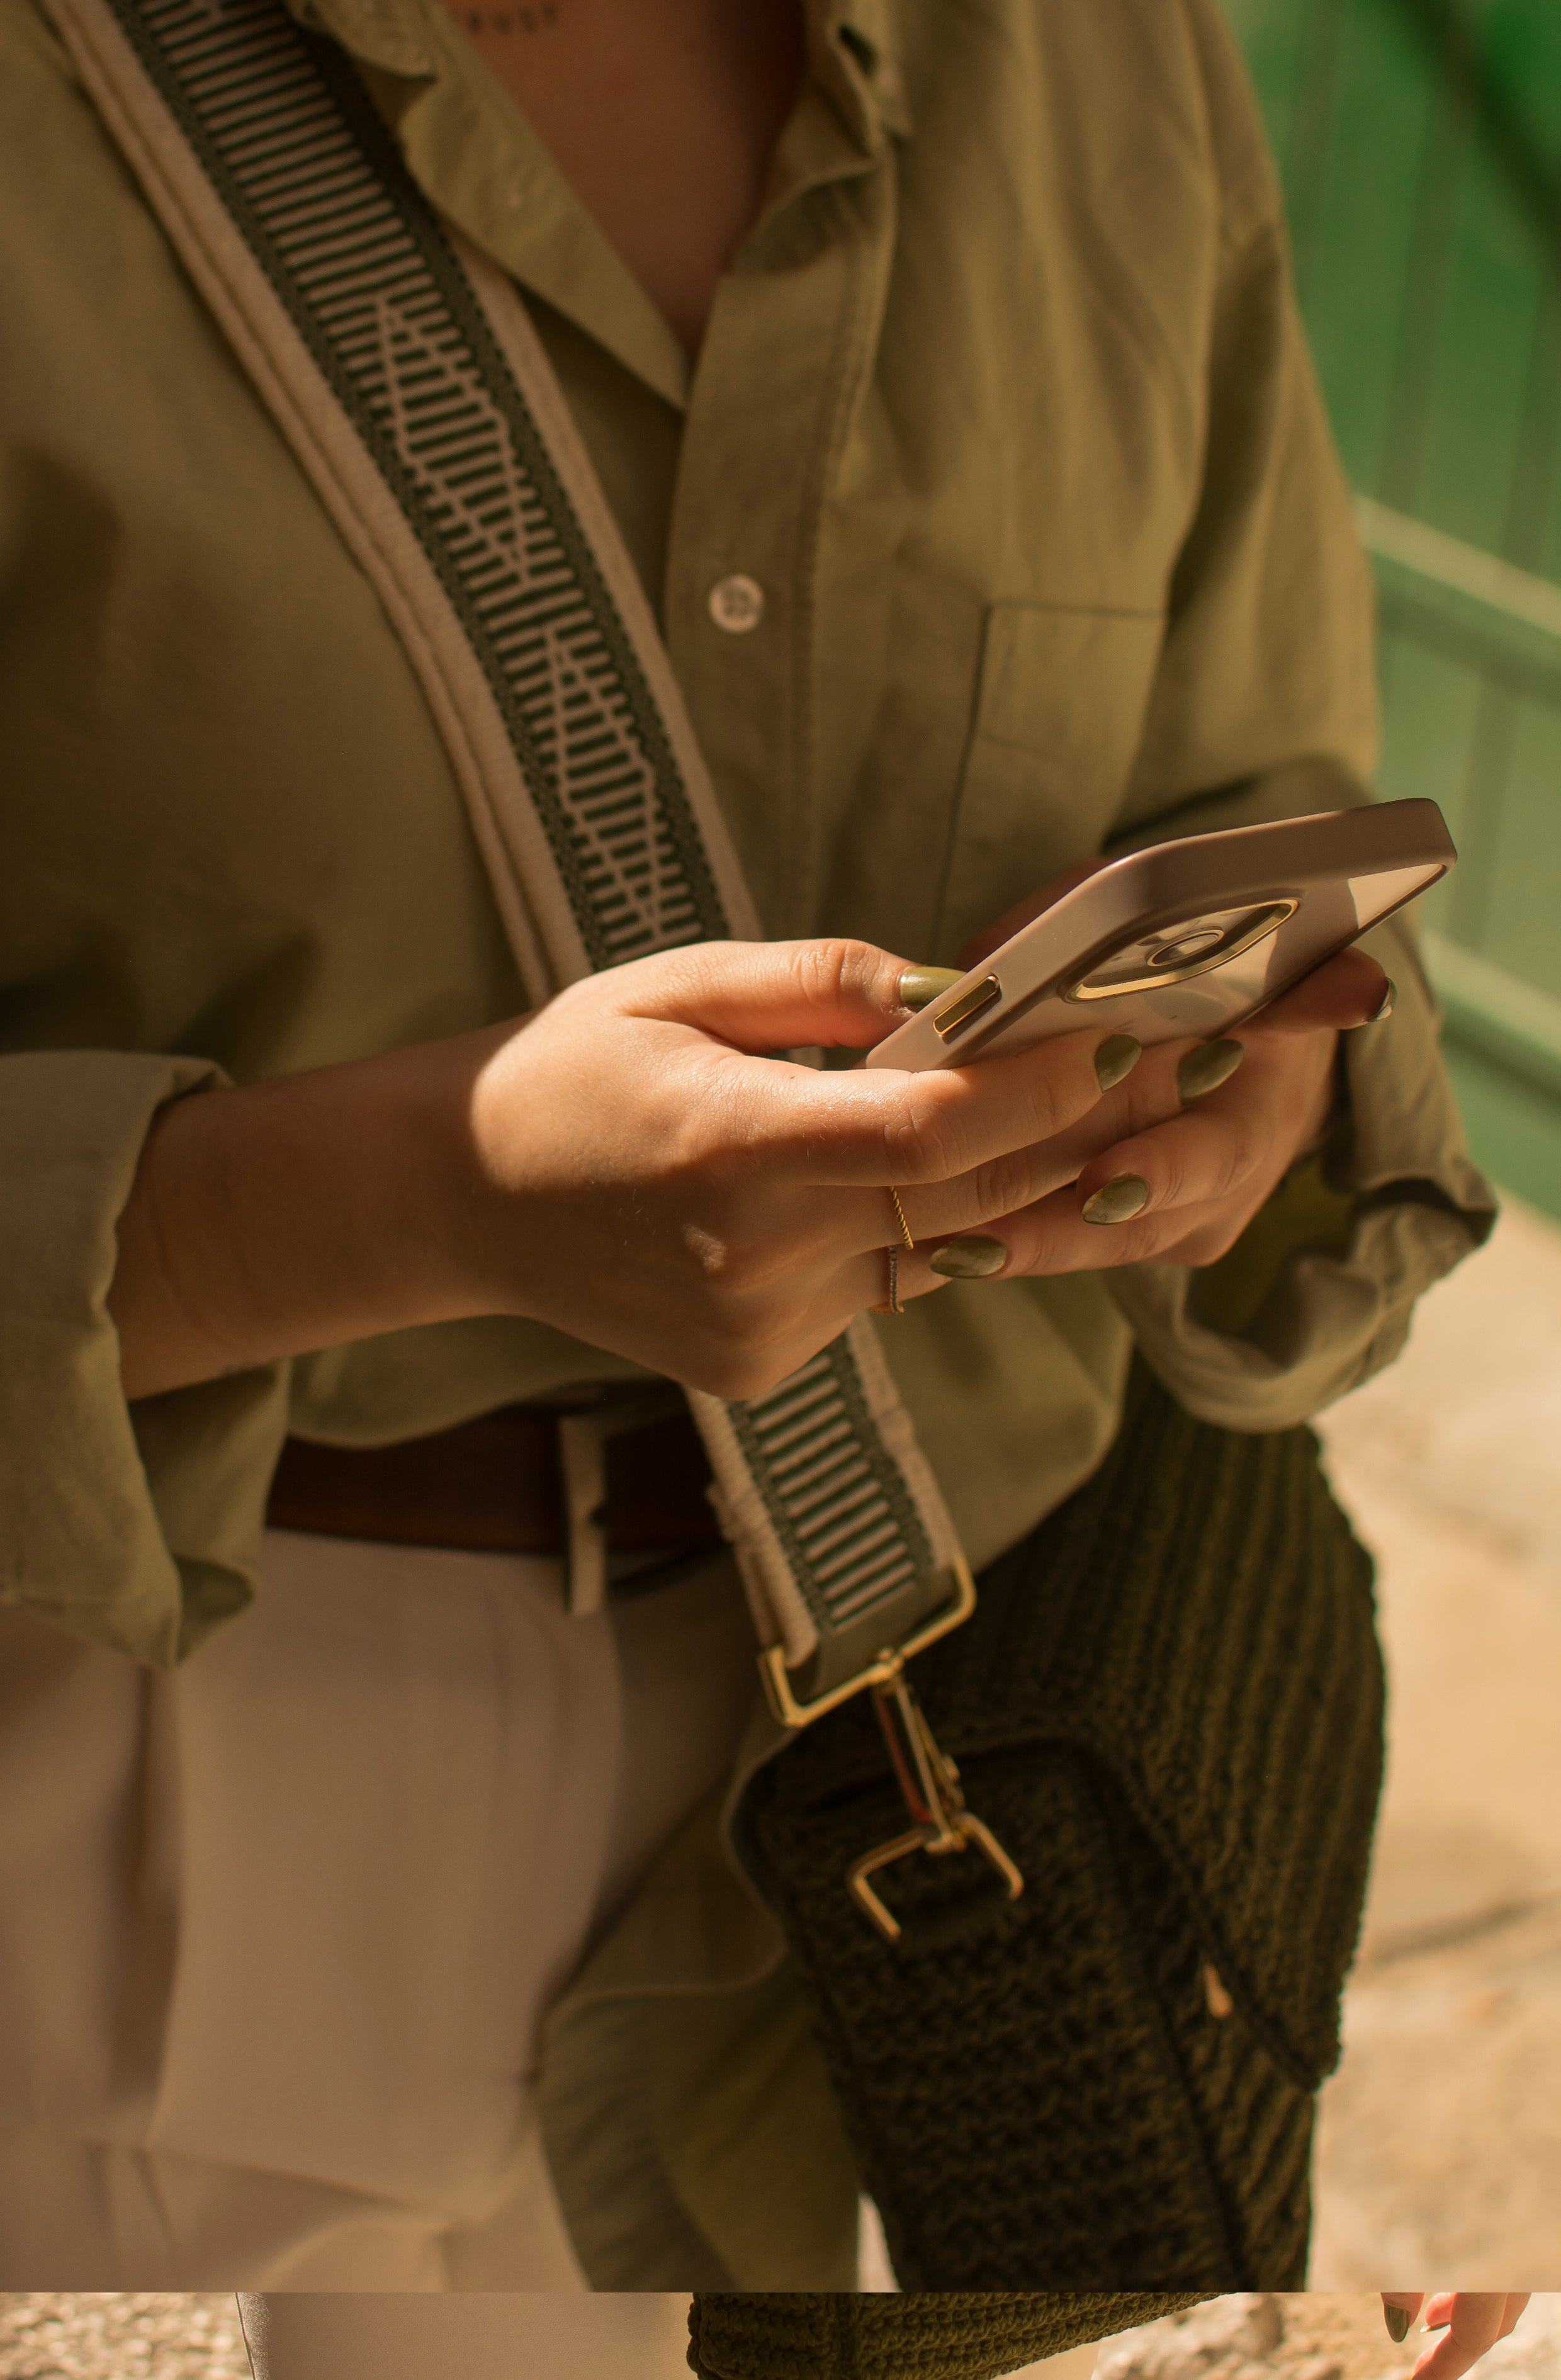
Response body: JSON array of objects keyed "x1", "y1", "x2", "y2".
[
  {"x1": 1385, "y1": 2298, "x2": 1427, "y2": 2345},
  {"x1": 1071, "y1": 1077, "x2": 1277, "y2": 1228},
  {"x1": 923, "y1": 1172, "x2": 1223, "y2": 1280},
  {"x1": 740, "y1": 1023, "x2": 1139, "y2": 1192},
  {"x1": 1411, "y1": 2297, "x2": 1509, "y2": 2380},
  {"x1": 1249, "y1": 944, "x2": 1390, "y2": 1034}
]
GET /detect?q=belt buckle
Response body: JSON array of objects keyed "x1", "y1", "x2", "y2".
[{"x1": 556, "y1": 1387, "x2": 687, "y2": 1616}]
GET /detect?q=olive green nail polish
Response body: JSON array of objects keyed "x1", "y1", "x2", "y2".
[
  {"x1": 1370, "y1": 977, "x2": 1397, "y2": 1024},
  {"x1": 1177, "y1": 1038, "x2": 1244, "y2": 1103},
  {"x1": 1081, "y1": 1174, "x2": 1149, "y2": 1225},
  {"x1": 1095, "y1": 1033, "x2": 1142, "y2": 1092},
  {"x1": 898, "y1": 965, "x2": 964, "y2": 1012},
  {"x1": 928, "y1": 1235, "x2": 1007, "y2": 1279},
  {"x1": 1384, "y1": 2308, "x2": 1412, "y2": 2345}
]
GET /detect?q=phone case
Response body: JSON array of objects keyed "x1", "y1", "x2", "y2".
[{"x1": 867, "y1": 798, "x2": 1454, "y2": 1073}]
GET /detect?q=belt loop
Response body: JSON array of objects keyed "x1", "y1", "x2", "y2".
[{"x1": 557, "y1": 1388, "x2": 692, "y2": 1616}]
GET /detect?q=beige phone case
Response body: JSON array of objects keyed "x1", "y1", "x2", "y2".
[{"x1": 868, "y1": 799, "x2": 1454, "y2": 1072}]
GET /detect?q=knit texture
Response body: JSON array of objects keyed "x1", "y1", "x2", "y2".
[
  {"x1": 733, "y1": 1366, "x2": 1382, "y2": 2287},
  {"x1": 686, "y1": 2293, "x2": 1215, "y2": 2380}
]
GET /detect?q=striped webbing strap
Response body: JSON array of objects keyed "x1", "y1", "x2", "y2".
[{"x1": 50, "y1": 0, "x2": 973, "y2": 1713}]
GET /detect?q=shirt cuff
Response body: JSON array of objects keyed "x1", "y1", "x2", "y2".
[
  {"x1": 0, "y1": 1050, "x2": 290, "y2": 1667},
  {"x1": 1105, "y1": 913, "x2": 1497, "y2": 1429}
]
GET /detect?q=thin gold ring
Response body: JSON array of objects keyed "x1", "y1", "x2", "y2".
[{"x1": 888, "y1": 1187, "x2": 915, "y2": 1250}]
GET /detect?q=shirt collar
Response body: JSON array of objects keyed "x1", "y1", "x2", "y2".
[
  {"x1": 279, "y1": 0, "x2": 911, "y2": 409},
  {"x1": 286, "y1": 0, "x2": 913, "y2": 146},
  {"x1": 818, "y1": 0, "x2": 913, "y2": 145},
  {"x1": 288, "y1": 0, "x2": 434, "y2": 79}
]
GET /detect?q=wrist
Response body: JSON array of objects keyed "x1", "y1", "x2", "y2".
[{"x1": 109, "y1": 1026, "x2": 514, "y2": 1400}]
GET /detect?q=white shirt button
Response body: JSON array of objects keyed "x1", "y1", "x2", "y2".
[{"x1": 707, "y1": 574, "x2": 765, "y2": 633}]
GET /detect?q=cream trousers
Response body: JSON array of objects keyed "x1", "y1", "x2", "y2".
[
  {"x1": 0, "y1": 1527, "x2": 760, "y2": 2291},
  {"x1": 235, "y1": 2290, "x2": 696, "y2": 2379}
]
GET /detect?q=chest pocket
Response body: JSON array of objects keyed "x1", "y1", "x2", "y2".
[{"x1": 935, "y1": 599, "x2": 1164, "y2": 958}]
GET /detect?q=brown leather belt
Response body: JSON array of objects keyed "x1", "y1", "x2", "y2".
[{"x1": 266, "y1": 1392, "x2": 723, "y2": 1604}]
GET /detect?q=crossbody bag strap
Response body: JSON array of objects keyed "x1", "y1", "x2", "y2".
[{"x1": 46, "y1": 0, "x2": 993, "y2": 1757}]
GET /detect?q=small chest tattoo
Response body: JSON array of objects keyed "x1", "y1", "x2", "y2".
[{"x1": 461, "y1": 1, "x2": 558, "y2": 31}]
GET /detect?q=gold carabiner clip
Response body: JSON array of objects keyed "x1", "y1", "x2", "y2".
[{"x1": 845, "y1": 1671, "x2": 1025, "y2": 1943}]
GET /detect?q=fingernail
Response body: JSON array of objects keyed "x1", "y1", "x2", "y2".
[
  {"x1": 1095, "y1": 1033, "x2": 1142, "y2": 1092},
  {"x1": 928, "y1": 1235, "x2": 1007, "y2": 1278},
  {"x1": 1177, "y1": 1038, "x2": 1244, "y2": 1103},
  {"x1": 1370, "y1": 977, "x2": 1397, "y2": 1024},
  {"x1": 1081, "y1": 1174, "x2": 1149, "y2": 1225},
  {"x1": 1385, "y1": 2308, "x2": 1412, "y2": 2345},
  {"x1": 898, "y1": 965, "x2": 964, "y2": 1012}
]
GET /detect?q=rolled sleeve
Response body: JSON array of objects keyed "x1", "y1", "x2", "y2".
[
  {"x1": 1108, "y1": 914, "x2": 1496, "y2": 1429},
  {"x1": 0, "y1": 1050, "x2": 290, "y2": 1667},
  {"x1": 1097, "y1": 18, "x2": 1497, "y2": 1428}
]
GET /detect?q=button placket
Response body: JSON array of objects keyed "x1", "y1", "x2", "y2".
[{"x1": 665, "y1": 182, "x2": 890, "y2": 937}]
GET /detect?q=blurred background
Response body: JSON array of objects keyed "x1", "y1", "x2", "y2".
[
  {"x1": 1219, "y1": 0, "x2": 1561, "y2": 2286},
  {"x1": 1227, "y1": 0, "x2": 1561, "y2": 1225}
]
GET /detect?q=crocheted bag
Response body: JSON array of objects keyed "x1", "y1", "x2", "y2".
[
  {"x1": 686, "y1": 2293, "x2": 1215, "y2": 2380},
  {"x1": 733, "y1": 1364, "x2": 1383, "y2": 2288}
]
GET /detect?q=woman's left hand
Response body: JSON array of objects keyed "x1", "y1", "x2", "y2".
[
  {"x1": 966, "y1": 940, "x2": 1388, "y2": 1278},
  {"x1": 1383, "y1": 2294, "x2": 1531, "y2": 2380},
  {"x1": 892, "y1": 929, "x2": 1389, "y2": 1283}
]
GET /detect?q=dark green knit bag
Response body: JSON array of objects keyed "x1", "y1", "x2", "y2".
[
  {"x1": 732, "y1": 1364, "x2": 1383, "y2": 2289},
  {"x1": 686, "y1": 2292, "x2": 1215, "y2": 2379}
]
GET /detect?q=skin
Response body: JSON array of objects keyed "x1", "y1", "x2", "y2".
[
  {"x1": 1382, "y1": 2296, "x2": 1531, "y2": 2380},
  {"x1": 108, "y1": 921, "x2": 1385, "y2": 1402},
  {"x1": 434, "y1": 0, "x2": 806, "y2": 355}
]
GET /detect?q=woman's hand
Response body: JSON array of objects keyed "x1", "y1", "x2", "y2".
[
  {"x1": 110, "y1": 936, "x2": 1144, "y2": 1401},
  {"x1": 453, "y1": 936, "x2": 1141, "y2": 1394},
  {"x1": 891, "y1": 868, "x2": 1389, "y2": 1287},
  {"x1": 1382, "y1": 2294, "x2": 1531, "y2": 2380}
]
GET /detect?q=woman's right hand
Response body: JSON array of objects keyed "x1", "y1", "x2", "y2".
[
  {"x1": 451, "y1": 935, "x2": 1145, "y2": 1395},
  {"x1": 110, "y1": 936, "x2": 1155, "y2": 1401},
  {"x1": 1383, "y1": 2296, "x2": 1531, "y2": 2380}
]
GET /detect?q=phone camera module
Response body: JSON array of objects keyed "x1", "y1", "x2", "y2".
[{"x1": 1147, "y1": 929, "x2": 1225, "y2": 968}]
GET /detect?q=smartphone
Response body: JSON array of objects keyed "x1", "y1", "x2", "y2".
[{"x1": 867, "y1": 798, "x2": 1454, "y2": 1073}]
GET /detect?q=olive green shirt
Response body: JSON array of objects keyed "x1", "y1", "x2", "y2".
[
  {"x1": 0, "y1": 0, "x2": 1497, "y2": 2289},
  {"x1": 0, "y1": 0, "x2": 1494, "y2": 1674}
]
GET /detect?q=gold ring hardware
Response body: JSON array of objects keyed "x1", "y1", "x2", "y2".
[
  {"x1": 845, "y1": 1672, "x2": 1025, "y2": 1944},
  {"x1": 758, "y1": 1558, "x2": 977, "y2": 1730},
  {"x1": 870, "y1": 1244, "x2": 903, "y2": 1315}
]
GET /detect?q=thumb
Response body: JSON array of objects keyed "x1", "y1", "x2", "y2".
[{"x1": 607, "y1": 936, "x2": 916, "y2": 1053}]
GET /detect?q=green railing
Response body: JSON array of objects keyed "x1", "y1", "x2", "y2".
[{"x1": 1225, "y1": 0, "x2": 1561, "y2": 1218}]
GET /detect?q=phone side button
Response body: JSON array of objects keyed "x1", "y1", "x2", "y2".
[{"x1": 932, "y1": 974, "x2": 1003, "y2": 1041}]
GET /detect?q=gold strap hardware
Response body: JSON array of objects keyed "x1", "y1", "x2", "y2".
[
  {"x1": 757, "y1": 1559, "x2": 976, "y2": 1731},
  {"x1": 845, "y1": 1670, "x2": 1025, "y2": 1944}
]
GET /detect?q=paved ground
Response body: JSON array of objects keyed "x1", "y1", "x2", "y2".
[
  {"x1": 1309, "y1": 1194, "x2": 1561, "y2": 2286},
  {"x1": 0, "y1": 2298, "x2": 249, "y2": 2380},
  {"x1": 1081, "y1": 2294, "x2": 1561, "y2": 2380}
]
